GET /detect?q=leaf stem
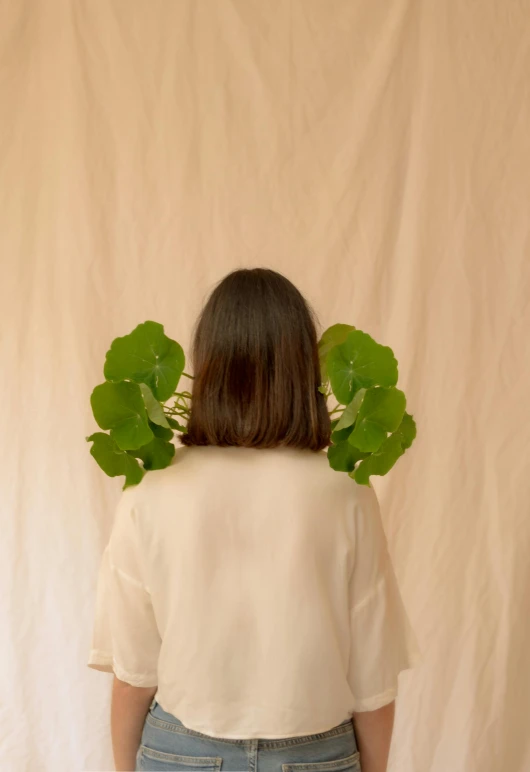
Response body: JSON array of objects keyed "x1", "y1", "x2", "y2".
[{"x1": 164, "y1": 406, "x2": 190, "y2": 418}]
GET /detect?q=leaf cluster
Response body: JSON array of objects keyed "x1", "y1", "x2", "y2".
[
  {"x1": 318, "y1": 324, "x2": 416, "y2": 485},
  {"x1": 87, "y1": 320, "x2": 416, "y2": 488},
  {"x1": 87, "y1": 321, "x2": 190, "y2": 488}
]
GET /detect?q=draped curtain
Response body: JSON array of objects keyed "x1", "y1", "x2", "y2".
[{"x1": 1, "y1": 2, "x2": 529, "y2": 770}]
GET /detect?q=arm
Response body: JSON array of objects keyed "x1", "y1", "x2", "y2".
[
  {"x1": 352, "y1": 701, "x2": 395, "y2": 772},
  {"x1": 111, "y1": 676, "x2": 157, "y2": 771},
  {"x1": 346, "y1": 484, "x2": 420, "y2": 771}
]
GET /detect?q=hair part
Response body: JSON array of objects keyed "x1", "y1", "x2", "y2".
[{"x1": 178, "y1": 267, "x2": 331, "y2": 451}]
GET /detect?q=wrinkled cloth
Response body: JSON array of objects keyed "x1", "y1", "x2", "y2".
[{"x1": 88, "y1": 445, "x2": 420, "y2": 739}]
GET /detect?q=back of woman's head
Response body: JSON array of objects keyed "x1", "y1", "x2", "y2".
[{"x1": 179, "y1": 267, "x2": 331, "y2": 451}]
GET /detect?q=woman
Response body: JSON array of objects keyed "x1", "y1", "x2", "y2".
[{"x1": 88, "y1": 267, "x2": 421, "y2": 772}]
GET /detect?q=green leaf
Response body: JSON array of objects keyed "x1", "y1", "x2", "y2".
[
  {"x1": 129, "y1": 437, "x2": 175, "y2": 471},
  {"x1": 331, "y1": 424, "x2": 353, "y2": 444},
  {"x1": 350, "y1": 411, "x2": 416, "y2": 486},
  {"x1": 353, "y1": 433, "x2": 406, "y2": 486},
  {"x1": 104, "y1": 321, "x2": 185, "y2": 402},
  {"x1": 149, "y1": 421, "x2": 174, "y2": 441},
  {"x1": 90, "y1": 381, "x2": 154, "y2": 450},
  {"x1": 348, "y1": 386, "x2": 406, "y2": 452},
  {"x1": 334, "y1": 388, "x2": 367, "y2": 431},
  {"x1": 166, "y1": 416, "x2": 188, "y2": 432},
  {"x1": 318, "y1": 324, "x2": 356, "y2": 386},
  {"x1": 330, "y1": 417, "x2": 353, "y2": 443},
  {"x1": 327, "y1": 441, "x2": 369, "y2": 473},
  {"x1": 327, "y1": 330, "x2": 398, "y2": 405},
  {"x1": 395, "y1": 411, "x2": 417, "y2": 449},
  {"x1": 139, "y1": 383, "x2": 170, "y2": 428},
  {"x1": 86, "y1": 433, "x2": 144, "y2": 488}
]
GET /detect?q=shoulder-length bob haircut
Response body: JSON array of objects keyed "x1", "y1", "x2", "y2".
[{"x1": 178, "y1": 268, "x2": 331, "y2": 451}]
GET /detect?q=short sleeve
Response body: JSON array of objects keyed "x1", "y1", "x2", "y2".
[
  {"x1": 87, "y1": 487, "x2": 162, "y2": 687},
  {"x1": 347, "y1": 483, "x2": 422, "y2": 712}
]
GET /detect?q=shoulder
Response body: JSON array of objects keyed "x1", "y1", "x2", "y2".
[
  {"x1": 287, "y1": 450, "x2": 380, "y2": 519},
  {"x1": 121, "y1": 446, "x2": 193, "y2": 504},
  {"x1": 123, "y1": 445, "x2": 378, "y2": 511},
  {"x1": 312, "y1": 449, "x2": 378, "y2": 498}
]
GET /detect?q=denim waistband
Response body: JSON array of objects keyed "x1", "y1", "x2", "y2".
[{"x1": 146, "y1": 699, "x2": 353, "y2": 749}]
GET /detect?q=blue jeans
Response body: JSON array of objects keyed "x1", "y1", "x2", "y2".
[{"x1": 135, "y1": 699, "x2": 360, "y2": 772}]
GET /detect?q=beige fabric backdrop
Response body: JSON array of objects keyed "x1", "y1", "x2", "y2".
[{"x1": 2, "y1": 1, "x2": 529, "y2": 770}]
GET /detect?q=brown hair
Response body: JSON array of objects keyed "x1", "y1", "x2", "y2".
[{"x1": 178, "y1": 268, "x2": 331, "y2": 451}]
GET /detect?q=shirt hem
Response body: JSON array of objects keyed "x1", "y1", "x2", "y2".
[
  {"x1": 154, "y1": 695, "x2": 353, "y2": 740},
  {"x1": 87, "y1": 649, "x2": 113, "y2": 672},
  {"x1": 351, "y1": 687, "x2": 398, "y2": 712},
  {"x1": 87, "y1": 649, "x2": 158, "y2": 687}
]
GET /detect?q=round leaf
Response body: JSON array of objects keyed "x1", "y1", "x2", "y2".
[
  {"x1": 327, "y1": 441, "x2": 369, "y2": 473},
  {"x1": 394, "y1": 411, "x2": 417, "y2": 449},
  {"x1": 348, "y1": 386, "x2": 406, "y2": 452},
  {"x1": 166, "y1": 416, "x2": 188, "y2": 432},
  {"x1": 327, "y1": 330, "x2": 398, "y2": 405},
  {"x1": 334, "y1": 388, "x2": 367, "y2": 431},
  {"x1": 90, "y1": 381, "x2": 154, "y2": 450},
  {"x1": 129, "y1": 437, "x2": 175, "y2": 471},
  {"x1": 87, "y1": 432, "x2": 144, "y2": 488},
  {"x1": 104, "y1": 321, "x2": 185, "y2": 402},
  {"x1": 353, "y1": 433, "x2": 406, "y2": 486},
  {"x1": 331, "y1": 424, "x2": 354, "y2": 444},
  {"x1": 149, "y1": 421, "x2": 174, "y2": 441},
  {"x1": 318, "y1": 323, "x2": 356, "y2": 385},
  {"x1": 139, "y1": 383, "x2": 170, "y2": 428}
]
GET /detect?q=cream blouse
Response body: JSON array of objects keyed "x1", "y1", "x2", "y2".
[{"x1": 87, "y1": 444, "x2": 421, "y2": 739}]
